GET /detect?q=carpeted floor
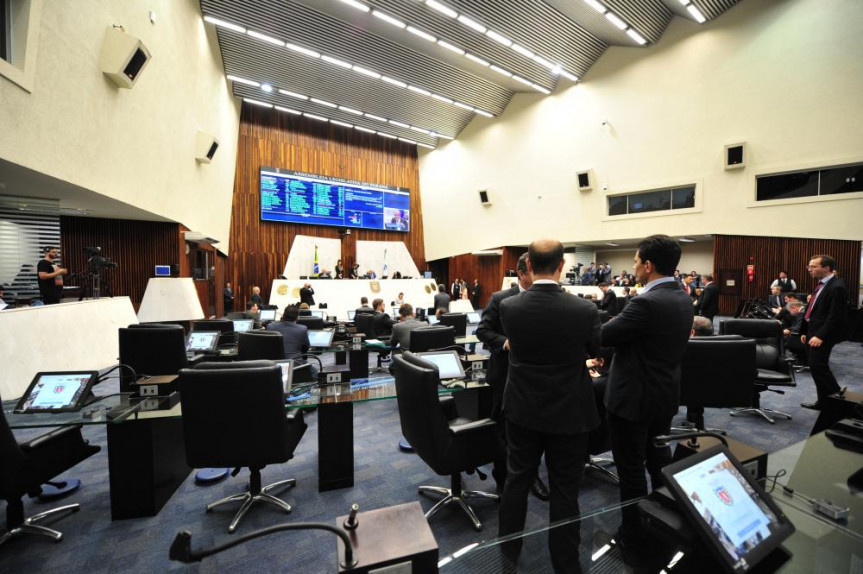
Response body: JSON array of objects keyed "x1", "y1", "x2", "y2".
[{"x1": 1, "y1": 328, "x2": 860, "y2": 573}]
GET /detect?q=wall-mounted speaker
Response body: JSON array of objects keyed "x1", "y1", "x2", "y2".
[
  {"x1": 576, "y1": 169, "x2": 594, "y2": 191},
  {"x1": 100, "y1": 27, "x2": 151, "y2": 89},
  {"x1": 195, "y1": 131, "x2": 219, "y2": 163},
  {"x1": 478, "y1": 189, "x2": 492, "y2": 207},
  {"x1": 724, "y1": 142, "x2": 746, "y2": 170}
]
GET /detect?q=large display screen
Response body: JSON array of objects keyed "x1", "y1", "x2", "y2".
[{"x1": 260, "y1": 167, "x2": 411, "y2": 232}]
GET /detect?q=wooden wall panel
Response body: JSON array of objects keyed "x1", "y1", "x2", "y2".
[
  {"x1": 226, "y1": 104, "x2": 425, "y2": 309},
  {"x1": 60, "y1": 217, "x2": 182, "y2": 310},
  {"x1": 713, "y1": 235, "x2": 860, "y2": 316}
]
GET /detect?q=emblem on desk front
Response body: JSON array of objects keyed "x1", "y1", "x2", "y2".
[
  {"x1": 370, "y1": 281, "x2": 380, "y2": 293},
  {"x1": 277, "y1": 285, "x2": 288, "y2": 296},
  {"x1": 292, "y1": 287, "x2": 301, "y2": 298},
  {"x1": 424, "y1": 285, "x2": 432, "y2": 294}
]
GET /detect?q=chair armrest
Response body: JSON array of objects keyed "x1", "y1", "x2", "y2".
[
  {"x1": 439, "y1": 395, "x2": 458, "y2": 420},
  {"x1": 20, "y1": 425, "x2": 85, "y2": 451},
  {"x1": 449, "y1": 418, "x2": 496, "y2": 437}
]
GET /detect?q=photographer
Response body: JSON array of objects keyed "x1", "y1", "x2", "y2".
[{"x1": 37, "y1": 246, "x2": 67, "y2": 304}]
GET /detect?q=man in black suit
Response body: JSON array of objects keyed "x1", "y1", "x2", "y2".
[
  {"x1": 800, "y1": 254, "x2": 848, "y2": 409},
  {"x1": 602, "y1": 235, "x2": 693, "y2": 545},
  {"x1": 371, "y1": 298, "x2": 395, "y2": 337},
  {"x1": 498, "y1": 239, "x2": 600, "y2": 570},
  {"x1": 299, "y1": 282, "x2": 315, "y2": 306},
  {"x1": 471, "y1": 279, "x2": 482, "y2": 309},
  {"x1": 433, "y1": 284, "x2": 451, "y2": 311},
  {"x1": 695, "y1": 273, "x2": 719, "y2": 320},
  {"x1": 598, "y1": 282, "x2": 617, "y2": 314},
  {"x1": 451, "y1": 279, "x2": 461, "y2": 300}
]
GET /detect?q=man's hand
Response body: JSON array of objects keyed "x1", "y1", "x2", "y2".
[
  {"x1": 808, "y1": 336, "x2": 823, "y2": 348},
  {"x1": 57, "y1": 267, "x2": 68, "y2": 276},
  {"x1": 782, "y1": 329, "x2": 790, "y2": 336},
  {"x1": 503, "y1": 339, "x2": 510, "y2": 351}
]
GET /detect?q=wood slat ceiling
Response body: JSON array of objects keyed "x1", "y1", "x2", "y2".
[{"x1": 200, "y1": 0, "x2": 742, "y2": 147}]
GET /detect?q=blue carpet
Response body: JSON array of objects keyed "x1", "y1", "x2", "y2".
[{"x1": 2, "y1": 331, "x2": 861, "y2": 572}]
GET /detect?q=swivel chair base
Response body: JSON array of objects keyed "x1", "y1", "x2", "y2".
[
  {"x1": 206, "y1": 472, "x2": 296, "y2": 533},
  {"x1": 585, "y1": 456, "x2": 619, "y2": 483},
  {"x1": 419, "y1": 473, "x2": 498, "y2": 532},
  {"x1": 0, "y1": 503, "x2": 79, "y2": 547},
  {"x1": 730, "y1": 406, "x2": 792, "y2": 424}
]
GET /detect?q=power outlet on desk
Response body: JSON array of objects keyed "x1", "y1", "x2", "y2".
[
  {"x1": 140, "y1": 385, "x2": 159, "y2": 397},
  {"x1": 742, "y1": 460, "x2": 759, "y2": 480},
  {"x1": 327, "y1": 373, "x2": 342, "y2": 384},
  {"x1": 471, "y1": 361, "x2": 484, "y2": 372}
]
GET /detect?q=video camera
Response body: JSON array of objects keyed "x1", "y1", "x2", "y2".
[{"x1": 85, "y1": 246, "x2": 117, "y2": 272}]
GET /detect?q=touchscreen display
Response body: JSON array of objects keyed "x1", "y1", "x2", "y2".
[
  {"x1": 18, "y1": 374, "x2": 92, "y2": 411},
  {"x1": 187, "y1": 331, "x2": 219, "y2": 351},
  {"x1": 259, "y1": 309, "x2": 277, "y2": 322},
  {"x1": 275, "y1": 360, "x2": 292, "y2": 394},
  {"x1": 467, "y1": 312, "x2": 481, "y2": 324},
  {"x1": 308, "y1": 330, "x2": 334, "y2": 348},
  {"x1": 417, "y1": 351, "x2": 465, "y2": 379},
  {"x1": 232, "y1": 319, "x2": 254, "y2": 332}
]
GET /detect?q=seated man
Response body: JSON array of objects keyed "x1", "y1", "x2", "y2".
[
  {"x1": 783, "y1": 299, "x2": 808, "y2": 366},
  {"x1": 355, "y1": 296, "x2": 374, "y2": 315},
  {"x1": 684, "y1": 316, "x2": 714, "y2": 427},
  {"x1": 266, "y1": 305, "x2": 317, "y2": 376},
  {"x1": 372, "y1": 298, "x2": 395, "y2": 337},
  {"x1": 243, "y1": 302, "x2": 262, "y2": 328},
  {"x1": 390, "y1": 304, "x2": 425, "y2": 352}
]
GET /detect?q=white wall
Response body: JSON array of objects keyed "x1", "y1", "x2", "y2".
[
  {"x1": 419, "y1": 0, "x2": 863, "y2": 261},
  {"x1": 0, "y1": 0, "x2": 240, "y2": 251}
]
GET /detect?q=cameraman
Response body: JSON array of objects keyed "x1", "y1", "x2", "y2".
[{"x1": 37, "y1": 246, "x2": 67, "y2": 304}]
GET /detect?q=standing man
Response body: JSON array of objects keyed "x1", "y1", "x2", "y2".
[
  {"x1": 771, "y1": 270, "x2": 797, "y2": 293},
  {"x1": 433, "y1": 284, "x2": 451, "y2": 311},
  {"x1": 249, "y1": 285, "x2": 263, "y2": 307},
  {"x1": 471, "y1": 278, "x2": 482, "y2": 309},
  {"x1": 223, "y1": 282, "x2": 235, "y2": 313},
  {"x1": 300, "y1": 282, "x2": 315, "y2": 306},
  {"x1": 37, "y1": 246, "x2": 67, "y2": 304},
  {"x1": 800, "y1": 255, "x2": 847, "y2": 409},
  {"x1": 695, "y1": 273, "x2": 718, "y2": 320},
  {"x1": 451, "y1": 278, "x2": 461, "y2": 300},
  {"x1": 598, "y1": 282, "x2": 617, "y2": 314},
  {"x1": 602, "y1": 235, "x2": 693, "y2": 546},
  {"x1": 498, "y1": 239, "x2": 600, "y2": 570}
]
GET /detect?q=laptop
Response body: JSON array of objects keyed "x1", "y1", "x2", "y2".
[
  {"x1": 347, "y1": 309, "x2": 357, "y2": 320},
  {"x1": 415, "y1": 350, "x2": 465, "y2": 380},
  {"x1": 466, "y1": 311, "x2": 481, "y2": 324},
  {"x1": 661, "y1": 444, "x2": 795, "y2": 573},
  {"x1": 308, "y1": 330, "x2": 335, "y2": 348},
  {"x1": 186, "y1": 331, "x2": 220, "y2": 353},
  {"x1": 232, "y1": 319, "x2": 254, "y2": 333},
  {"x1": 427, "y1": 315, "x2": 440, "y2": 325},
  {"x1": 259, "y1": 309, "x2": 277, "y2": 322},
  {"x1": 14, "y1": 371, "x2": 100, "y2": 413}
]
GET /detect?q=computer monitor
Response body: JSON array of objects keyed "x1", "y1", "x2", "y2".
[
  {"x1": 466, "y1": 311, "x2": 481, "y2": 324},
  {"x1": 308, "y1": 310, "x2": 326, "y2": 320},
  {"x1": 347, "y1": 309, "x2": 357, "y2": 320},
  {"x1": 232, "y1": 319, "x2": 254, "y2": 333},
  {"x1": 308, "y1": 330, "x2": 335, "y2": 348},
  {"x1": 415, "y1": 350, "x2": 465, "y2": 380},
  {"x1": 154, "y1": 265, "x2": 171, "y2": 277},
  {"x1": 259, "y1": 309, "x2": 277, "y2": 322},
  {"x1": 274, "y1": 359, "x2": 293, "y2": 394},
  {"x1": 423, "y1": 271, "x2": 433, "y2": 278},
  {"x1": 391, "y1": 306, "x2": 400, "y2": 317},
  {"x1": 661, "y1": 444, "x2": 795, "y2": 573},
  {"x1": 14, "y1": 371, "x2": 100, "y2": 413},
  {"x1": 186, "y1": 331, "x2": 220, "y2": 352},
  {"x1": 427, "y1": 315, "x2": 440, "y2": 325}
]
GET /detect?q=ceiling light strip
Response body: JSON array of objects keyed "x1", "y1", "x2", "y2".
[{"x1": 582, "y1": 0, "x2": 652, "y2": 43}]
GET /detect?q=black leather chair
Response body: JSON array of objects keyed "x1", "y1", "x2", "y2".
[
  {"x1": 1, "y1": 397, "x2": 100, "y2": 546},
  {"x1": 237, "y1": 331, "x2": 285, "y2": 361},
  {"x1": 296, "y1": 316, "x2": 324, "y2": 331},
  {"x1": 118, "y1": 324, "x2": 188, "y2": 392},
  {"x1": 409, "y1": 325, "x2": 455, "y2": 353},
  {"x1": 586, "y1": 375, "x2": 617, "y2": 483},
  {"x1": 392, "y1": 353, "x2": 499, "y2": 531},
  {"x1": 439, "y1": 313, "x2": 467, "y2": 337},
  {"x1": 354, "y1": 314, "x2": 389, "y2": 372},
  {"x1": 178, "y1": 361, "x2": 307, "y2": 533},
  {"x1": 719, "y1": 319, "x2": 796, "y2": 423}
]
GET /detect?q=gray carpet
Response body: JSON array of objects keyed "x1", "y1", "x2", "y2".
[{"x1": 2, "y1": 332, "x2": 860, "y2": 573}]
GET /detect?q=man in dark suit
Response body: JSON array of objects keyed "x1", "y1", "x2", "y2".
[
  {"x1": 355, "y1": 296, "x2": 374, "y2": 315},
  {"x1": 601, "y1": 235, "x2": 693, "y2": 545},
  {"x1": 433, "y1": 284, "x2": 451, "y2": 311},
  {"x1": 371, "y1": 298, "x2": 395, "y2": 337},
  {"x1": 695, "y1": 273, "x2": 719, "y2": 320},
  {"x1": 299, "y1": 282, "x2": 315, "y2": 306},
  {"x1": 498, "y1": 239, "x2": 600, "y2": 570},
  {"x1": 598, "y1": 282, "x2": 617, "y2": 314},
  {"x1": 471, "y1": 279, "x2": 482, "y2": 309},
  {"x1": 768, "y1": 285, "x2": 785, "y2": 312},
  {"x1": 266, "y1": 305, "x2": 315, "y2": 376},
  {"x1": 451, "y1": 279, "x2": 461, "y2": 300},
  {"x1": 800, "y1": 254, "x2": 848, "y2": 409}
]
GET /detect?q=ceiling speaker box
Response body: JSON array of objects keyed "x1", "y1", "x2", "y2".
[
  {"x1": 195, "y1": 131, "x2": 219, "y2": 163},
  {"x1": 724, "y1": 142, "x2": 746, "y2": 170},
  {"x1": 100, "y1": 27, "x2": 151, "y2": 89},
  {"x1": 478, "y1": 189, "x2": 492, "y2": 206},
  {"x1": 577, "y1": 169, "x2": 594, "y2": 191}
]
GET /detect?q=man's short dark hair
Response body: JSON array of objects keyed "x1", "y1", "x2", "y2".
[
  {"x1": 438, "y1": 284, "x2": 445, "y2": 292},
  {"x1": 691, "y1": 316, "x2": 714, "y2": 336},
  {"x1": 703, "y1": 273, "x2": 713, "y2": 282},
  {"x1": 516, "y1": 252, "x2": 529, "y2": 275},
  {"x1": 43, "y1": 246, "x2": 57, "y2": 254},
  {"x1": 810, "y1": 254, "x2": 836, "y2": 271},
  {"x1": 528, "y1": 239, "x2": 564, "y2": 275},
  {"x1": 372, "y1": 298, "x2": 384, "y2": 310},
  {"x1": 399, "y1": 303, "x2": 413, "y2": 318},
  {"x1": 636, "y1": 235, "x2": 681, "y2": 277},
  {"x1": 282, "y1": 305, "x2": 300, "y2": 322},
  {"x1": 360, "y1": 296, "x2": 368, "y2": 305},
  {"x1": 598, "y1": 282, "x2": 609, "y2": 288}
]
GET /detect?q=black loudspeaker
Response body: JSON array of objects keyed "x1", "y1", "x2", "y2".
[
  {"x1": 195, "y1": 131, "x2": 219, "y2": 164},
  {"x1": 170, "y1": 264, "x2": 180, "y2": 278},
  {"x1": 577, "y1": 169, "x2": 594, "y2": 191},
  {"x1": 478, "y1": 189, "x2": 492, "y2": 206},
  {"x1": 100, "y1": 27, "x2": 151, "y2": 88},
  {"x1": 725, "y1": 142, "x2": 746, "y2": 170}
]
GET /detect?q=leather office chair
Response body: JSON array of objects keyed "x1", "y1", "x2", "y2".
[
  {"x1": 296, "y1": 316, "x2": 324, "y2": 331},
  {"x1": 719, "y1": 319, "x2": 796, "y2": 423},
  {"x1": 409, "y1": 325, "x2": 455, "y2": 353},
  {"x1": 237, "y1": 331, "x2": 285, "y2": 361},
  {"x1": 392, "y1": 353, "x2": 499, "y2": 531},
  {"x1": 586, "y1": 376, "x2": 617, "y2": 483},
  {"x1": 0, "y1": 396, "x2": 101, "y2": 547},
  {"x1": 226, "y1": 311, "x2": 247, "y2": 321},
  {"x1": 178, "y1": 361, "x2": 307, "y2": 533},
  {"x1": 118, "y1": 324, "x2": 188, "y2": 393},
  {"x1": 354, "y1": 314, "x2": 389, "y2": 372},
  {"x1": 439, "y1": 313, "x2": 467, "y2": 338}
]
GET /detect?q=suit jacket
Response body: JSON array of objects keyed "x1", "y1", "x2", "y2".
[
  {"x1": 802, "y1": 276, "x2": 848, "y2": 344},
  {"x1": 300, "y1": 286, "x2": 315, "y2": 306},
  {"x1": 697, "y1": 282, "x2": 719, "y2": 320},
  {"x1": 602, "y1": 281, "x2": 694, "y2": 422},
  {"x1": 768, "y1": 293, "x2": 785, "y2": 309},
  {"x1": 475, "y1": 285, "x2": 519, "y2": 417},
  {"x1": 499, "y1": 283, "x2": 600, "y2": 434},
  {"x1": 355, "y1": 305, "x2": 374, "y2": 315},
  {"x1": 599, "y1": 289, "x2": 617, "y2": 312},
  {"x1": 265, "y1": 320, "x2": 309, "y2": 360},
  {"x1": 433, "y1": 292, "x2": 451, "y2": 311},
  {"x1": 373, "y1": 311, "x2": 395, "y2": 337},
  {"x1": 390, "y1": 318, "x2": 426, "y2": 351}
]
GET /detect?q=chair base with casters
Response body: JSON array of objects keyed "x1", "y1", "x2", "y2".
[
  {"x1": 0, "y1": 502, "x2": 81, "y2": 547},
  {"x1": 730, "y1": 387, "x2": 792, "y2": 424},
  {"x1": 37, "y1": 478, "x2": 82, "y2": 501},
  {"x1": 585, "y1": 455, "x2": 619, "y2": 483},
  {"x1": 206, "y1": 466, "x2": 296, "y2": 533},
  {"x1": 419, "y1": 471, "x2": 498, "y2": 532}
]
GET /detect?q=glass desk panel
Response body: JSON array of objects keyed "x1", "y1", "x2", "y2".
[{"x1": 3, "y1": 394, "x2": 132, "y2": 429}]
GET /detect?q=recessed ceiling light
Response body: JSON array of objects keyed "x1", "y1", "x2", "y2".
[
  {"x1": 606, "y1": 242, "x2": 620, "y2": 247},
  {"x1": 365, "y1": 113, "x2": 386, "y2": 122},
  {"x1": 372, "y1": 10, "x2": 406, "y2": 29},
  {"x1": 243, "y1": 98, "x2": 272, "y2": 108},
  {"x1": 417, "y1": 142, "x2": 436, "y2": 150},
  {"x1": 530, "y1": 84, "x2": 551, "y2": 95},
  {"x1": 275, "y1": 106, "x2": 302, "y2": 115},
  {"x1": 353, "y1": 65, "x2": 381, "y2": 79},
  {"x1": 227, "y1": 75, "x2": 260, "y2": 87},
  {"x1": 604, "y1": 12, "x2": 627, "y2": 30},
  {"x1": 203, "y1": 16, "x2": 246, "y2": 34},
  {"x1": 261, "y1": 83, "x2": 273, "y2": 92},
  {"x1": 687, "y1": 5, "x2": 706, "y2": 23},
  {"x1": 338, "y1": 105, "x2": 363, "y2": 115},
  {"x1": 407, "y1": 85, "x2": 432, "y2": 96},
  {"x1": 533, "y1": 55, "x2": 554, "y2": 69},
  {"x1": 322, "y1": 55, "x2": 352, "y2": 69},
  {"x1": 398, "y1": 137, "x2": 417, "y2": 144},
  {"x1": 560, "y1": 70, "x2": 579, "y2": 82},
  {"x1": 286, "y1": 43, "x2": 320, "y2": 58},
  {"x1": 406, "y1": 26, "x2": 436, "y2": 42},
  {"x1": 410, "y1": 126, "x2": 431, "y2": 134},
  {"x1": 378, "y1": 132, "x2": 398, "y2": 139},
  {"x1": 310, "y1": 97, "x2": 337, "y2": 108},
  {"x1": 431, "y1": 94, "x2": 454, "y2": 104},
  {"x1": 438, "y1": 40, "x2": 465, "y2": 55},
  {"x1": 486, "y1": 30, "x2": 512, "y2": 47},
  {"x1": 426, "y1": 0, "x2": 457, "y2": 18},
  {"x1": 512, "y1": 75, "x2": 533, "y2": 86},
  {"x1": 338, "y1": 0, "x2": 370, "y2": 12},
  {"x1": 465, "y1": 53, "x2": 490, "y2": 66},
  {"x1": 457, "y1": 15, "x2": 486, "y2": 33},
  {"x1": 489, "y1": 65, "x2": 512, "y2": 77},
  {"x1": 679, "y1": 237, "x2": 696, "y2": 243},
  {"x1": 303, "y1": 113, "x2": 329, "y2": 122},
  {"x1": 435, "y1": 133, "x2": 455, "y2": 140},
  {"x1": 584, "y1": 0, "x2": 607, "y2": 14},
  {"x1": 474, "y1": 109, "x2": 494, "y2": 118},
  {"x1": 355, "y1": 126, "x2": 376, "y2": 133},
  {"x1": 330, "y1": 120, "x2": 354, "y2": 128},
  {"x1": 389, "y1": 120, "x2": 410, "y2": 128},
  {"x1": 381, "y1": 76, "x2": 408, "y2": 88},
  {"x1": 453, "y1": 101, "x2": 474, "y2": 111},
  {"x1": 511, "y1": 44, "x2": 535, "y2": 59},
  {"x1": 278, "y1": 89, "x2": 308, "y2": 100},
  {"x1": 626, "y1": 29, "x2": 647, "y2": 45},
  {"x1": 247, "y1": 30, "x2": 284, "y2": 46}
]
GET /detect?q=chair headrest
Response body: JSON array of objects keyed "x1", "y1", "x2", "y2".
[
  {"x1": 192, "y1": 360, "x2": 277, "y2": 371},
  {"x1": 721, "y1": 318, "x2": 781, "y2": 338}
]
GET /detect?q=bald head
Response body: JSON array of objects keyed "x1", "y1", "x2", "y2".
[{"x1": 528, "y1": 239, "x2": 564, "y2": 276}]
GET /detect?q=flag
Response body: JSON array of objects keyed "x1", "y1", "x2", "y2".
[
  {"x1": 382, "y1": 248, "x2": 388, "y2": 277},
  {"x1": 313, "y1": 244, "x2": 319, "y2": 276}
]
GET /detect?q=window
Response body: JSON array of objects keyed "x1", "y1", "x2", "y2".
[
  {"x1": 607, "y1": 185, "x2": 696, "y2": 217},
  {"x1": 756, "y1": 162, "x2": 863, "y2": 201}
]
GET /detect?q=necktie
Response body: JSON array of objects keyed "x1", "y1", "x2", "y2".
[{"x1": 804, "y1": 281, "x2": 823, "y2": 320}]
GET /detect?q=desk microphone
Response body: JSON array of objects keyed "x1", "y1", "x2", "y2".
[{"x1": 343, "y1": 503, "x2": 359, "y2": 530}]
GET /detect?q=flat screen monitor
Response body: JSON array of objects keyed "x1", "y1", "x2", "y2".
[
  {"x1": 427, "y1": 315, "x2": 440, "y2": 325},
  {"x1": 274, "y1": 359, "x2": 293, "y2": 394},
  {"x1": 391, "y1": 306, "x2": 400, "y2": 317},
  {"x1": 661, "y1": 444, "x2": 795, "y2": 573},
  {"x1": 260, "y1": 167, "x2": 411, "y2": 233},
  {"x1": 187, "y1": 331, "x2": 220, "y2": 352},
  {"x1": 232, "y1": 319, "x2": 254, "y2": 333},
  {"x1": 416, "y1": 350, "x2": 465, "y2": 380},
  {"x1": 347, "y1": 310, "x2": 356, "y2": 320},
  {"x1": 308, "y1": 310, "x2": 326, "y2": 320},
  {"x1": 154, "y1": 265, "x2": 171, "y2": 277},
  {"x1": 423, "y1": 271, "x2": 433, "y2": 278},
  {"x1": 14, "y1": 371, "x2": 99, "y2": 413},
  {"x1": 259, "y1": 309, "x2": 277, "y2": 322},
  {"x1": 308, "y1": 330, "x2": 335, "y2": 348},
  {"x1": 466, "y1": 311, "x2": 481, "y2": 324}
]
